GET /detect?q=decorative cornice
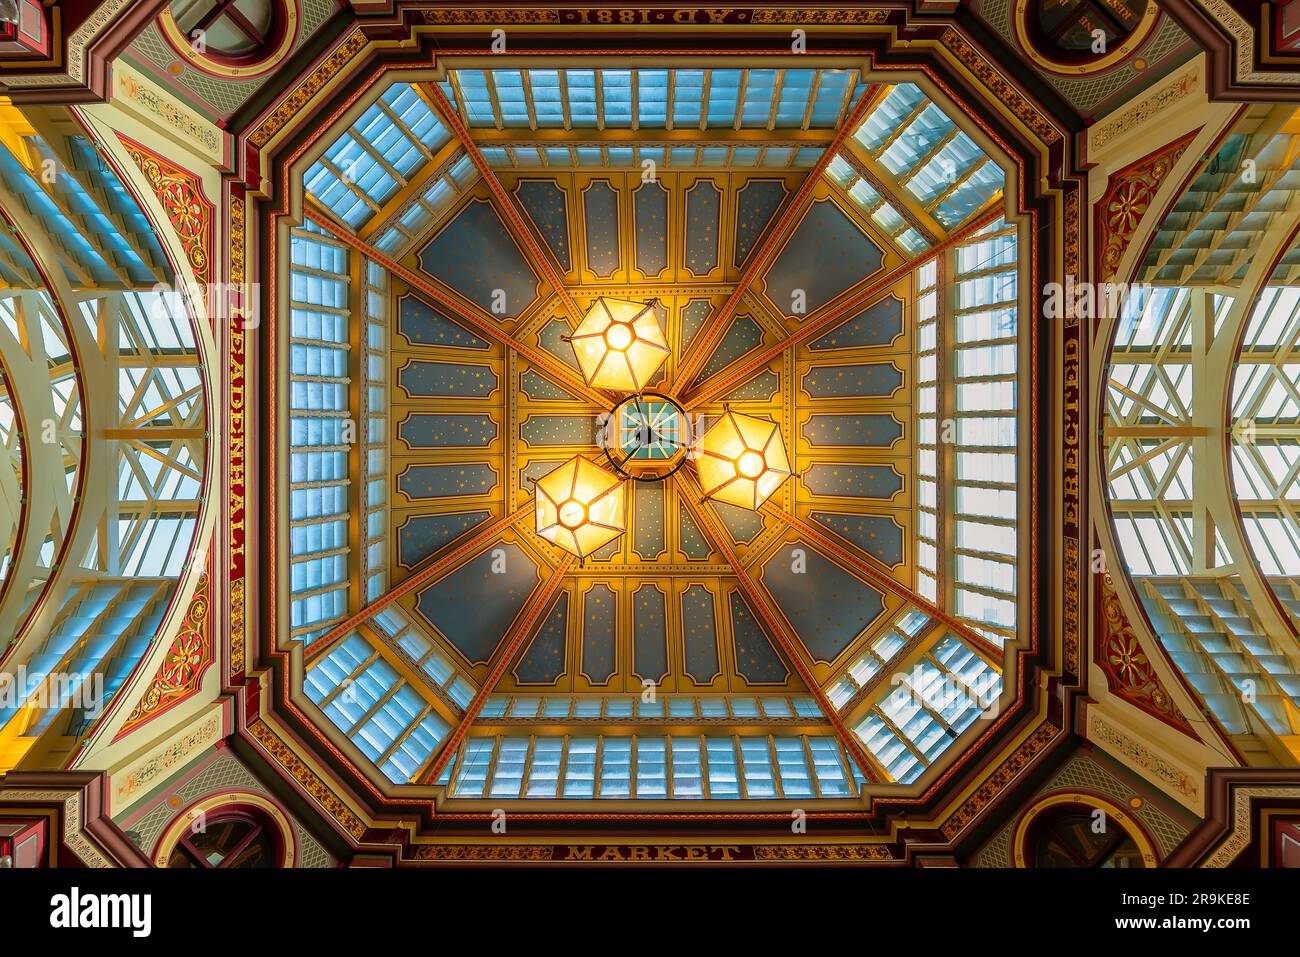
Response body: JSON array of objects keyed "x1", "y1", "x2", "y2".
[
  {"x1": 247, "y1": 719, "x2": 369, "y2": 840},
  {"x1": 0, "y1": 0, "x2": 170, "y2": 103},
  {"x1": 0, "y1": 772, "x2": 152, "y2": 867},
  {"x1": 1091, "y1": 68, "x2": 1199, "y2": 153}
]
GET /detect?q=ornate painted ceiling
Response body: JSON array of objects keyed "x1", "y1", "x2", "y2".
[
  {"x1": 21, "y1": 0, "x2": 1300, "y2": 874},
  {"x1": 277, "y1": 64, "x2": 1031, "y2": 804}
]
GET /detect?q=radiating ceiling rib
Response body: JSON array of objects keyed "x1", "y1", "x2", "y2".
[
  {"x1": 674, "y1": 469, "x2": 886, "y2": 784},
  {"x1": 422, "y1": 82, "x2": 591, "y2": 331},
  {"x1": 667, "y1": 84, "x2": 882, "y2": 394},
  {"x1": 416, "y1": 554, "x2": 575, "y2": 785},
  {"x1": 682, "y1": 204, "x2": 1005, "y2": 411}
]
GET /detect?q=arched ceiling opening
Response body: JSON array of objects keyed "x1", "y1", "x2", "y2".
[
  {"x1": 0, "y1": 106, "x2": 210, "y2": 772},
  {"x1": 1102, "y1": 104, "x2": 1300, "y2": 763}
]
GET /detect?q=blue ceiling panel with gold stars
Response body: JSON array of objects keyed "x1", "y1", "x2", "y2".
[
  {"x1": 399, "y1": 412, "x2": 497, "y2": 448},
  {"x1": 582, "y1": 180, "x2": 621, "y2": 277},
  {"x1": 802, "y1": 362, "x2": 903, "y2": 399},
  {"x1": 632, "y1": 586, "x2": 669, "y2": 685},
  {"x1": 417, "y1": 198, "x2": 539, "y2": 318},
  {"x1": 734, "y1": 179, "x2": 788, "y2": 267},
  {"x1": 398, "y1": 463, "x2": 499, "y2": 500},
  {"x1": 763, "y1": 198, "x2": 884, "y2": 317},
  {"x1": 581, "y1": 584, "x2": 619, "y2": 684},
  {"x1": 811, "y1": 512, "x2": 904, "y2": 569},
  {"x1": 397, "y1": 511, "x2": 492, "y2": 569},
  {"x1": 803, "y1": 463, "x2": 902, "y2": 500},
  {"x1": 415, "y1": 542, "x2": 541, "y2": 665},
  {"x1": 802, "y1": 413, "x2": 903, "y2": 448},
  {"x1": 809, "y1": 294, "x2": 903, "y2": 351},
  {"x1": 760, "y1": 547, "x2": 886, "y2": 664},
  {"x1": 695, "y1": 314, "x2": 766, "y2": 384},
  {"x1": 730, "y1": 592, "x2": 791, "y2": 685},
  {"x1": 681, "y1": 585, "x2": 721, "y2": 685},
  {"x1": 514, "y1": 180, "x2": 571, "y2": 270},
  {"x1": 513, "y1": 593, "x2": 569, "y2": 685},
  {"x1": 398, "y1": 360, "x2": 498, "y2": 398},
  {"x1": 633, "y1": 181, "x2": 669, "y2": 276},
  {"x1": 683, "y1": 180, "x2": 721, "y2": 275},
  {"x1": 397, "y1": 294, "x2": 490, "y2": 349}
]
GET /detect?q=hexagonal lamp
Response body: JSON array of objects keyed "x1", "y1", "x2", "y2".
[
  {"x1": 569, "y1": 297, "x2": 670, "y2": 392},
  {"x1": 696, "y1": 409, "x2": 791, "y2": 510},
  {"x1": 534, "y1": 455, "x2": 628, "y2": 559}
]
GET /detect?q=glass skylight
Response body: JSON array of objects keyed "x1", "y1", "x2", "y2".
[
  {"x1": 441, "y1": 68, "x2": 867, "y2": 132},
  {"x1": 282, "y1": 58, "x2": 1028, "y2": 803},
  {"x1": 841, "y1": 83, "x2": 1004, "y2": 241},
  {"x1": 305, "y1": 83, "x2": 453, "y2": 230},
  {"x1": 447, "y1": 732, "x2": 861, "y2": 799},
  {"x1": 306, "y1": 631, "x2": 455, "y2": 783},
  {"x1": 288, "y1": 221, "x2": 352, "y2": 641},
  {"x1": 0, "y1": 135, "x2": 206, "y2": 750}
]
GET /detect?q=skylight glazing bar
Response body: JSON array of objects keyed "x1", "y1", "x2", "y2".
[
  {"x1": 916, "y1": 260, "x2": 940, "y2": 601},
  {"x1": 288, "y1": 222, "x2": 353, "y2": 641},
  {"x1": 485, "y1": 71, "x2": 506, "y2": 129},
  {"x1": 449, "y1": 733, "x2": 861, "y2": 799},
  {"x1": 946, "y1": 218, "x2": 1019, "y2": 645},
  {"x1": 801, "y1": 70, "x2": 822, "y2": 129}
]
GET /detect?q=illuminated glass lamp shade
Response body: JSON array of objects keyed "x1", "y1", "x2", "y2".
[
  {"x1": 569, "y1": 297, "x2": 670, "y2": 392},
  {"x1": 696, "y1": 410, "x2": 791, "y2": 510},
  {"x1": 534, "y1": 456, "x2": 628, "y2": 558}
]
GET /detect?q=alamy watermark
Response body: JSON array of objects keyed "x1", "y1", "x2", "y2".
[
  {"x1": 148, "y1": 277, "x2": 262, "y2": 327},
  {"x1": 0, "y1": 666, "x2": 106, "y2": 719},
  {"x1": 1043, "y1": 276, "x2": 1151, "y2": 320}
]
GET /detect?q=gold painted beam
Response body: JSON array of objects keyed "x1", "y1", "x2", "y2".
[
  {"x1": 303, "y1": 501, "x2": 534, "y2": 664},
  {"x1": 675, "y1": 470, "x2": 886, "y2": 784},
  {"x1": 418, "y1": 553, "x2": 575, "y2": 786},
  {"x1": 682, "y1": 204, "x2": 1005, "y2": 411},
  {"x1": 666, "y1": 85, "x2": 882, "y2": 394}
]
